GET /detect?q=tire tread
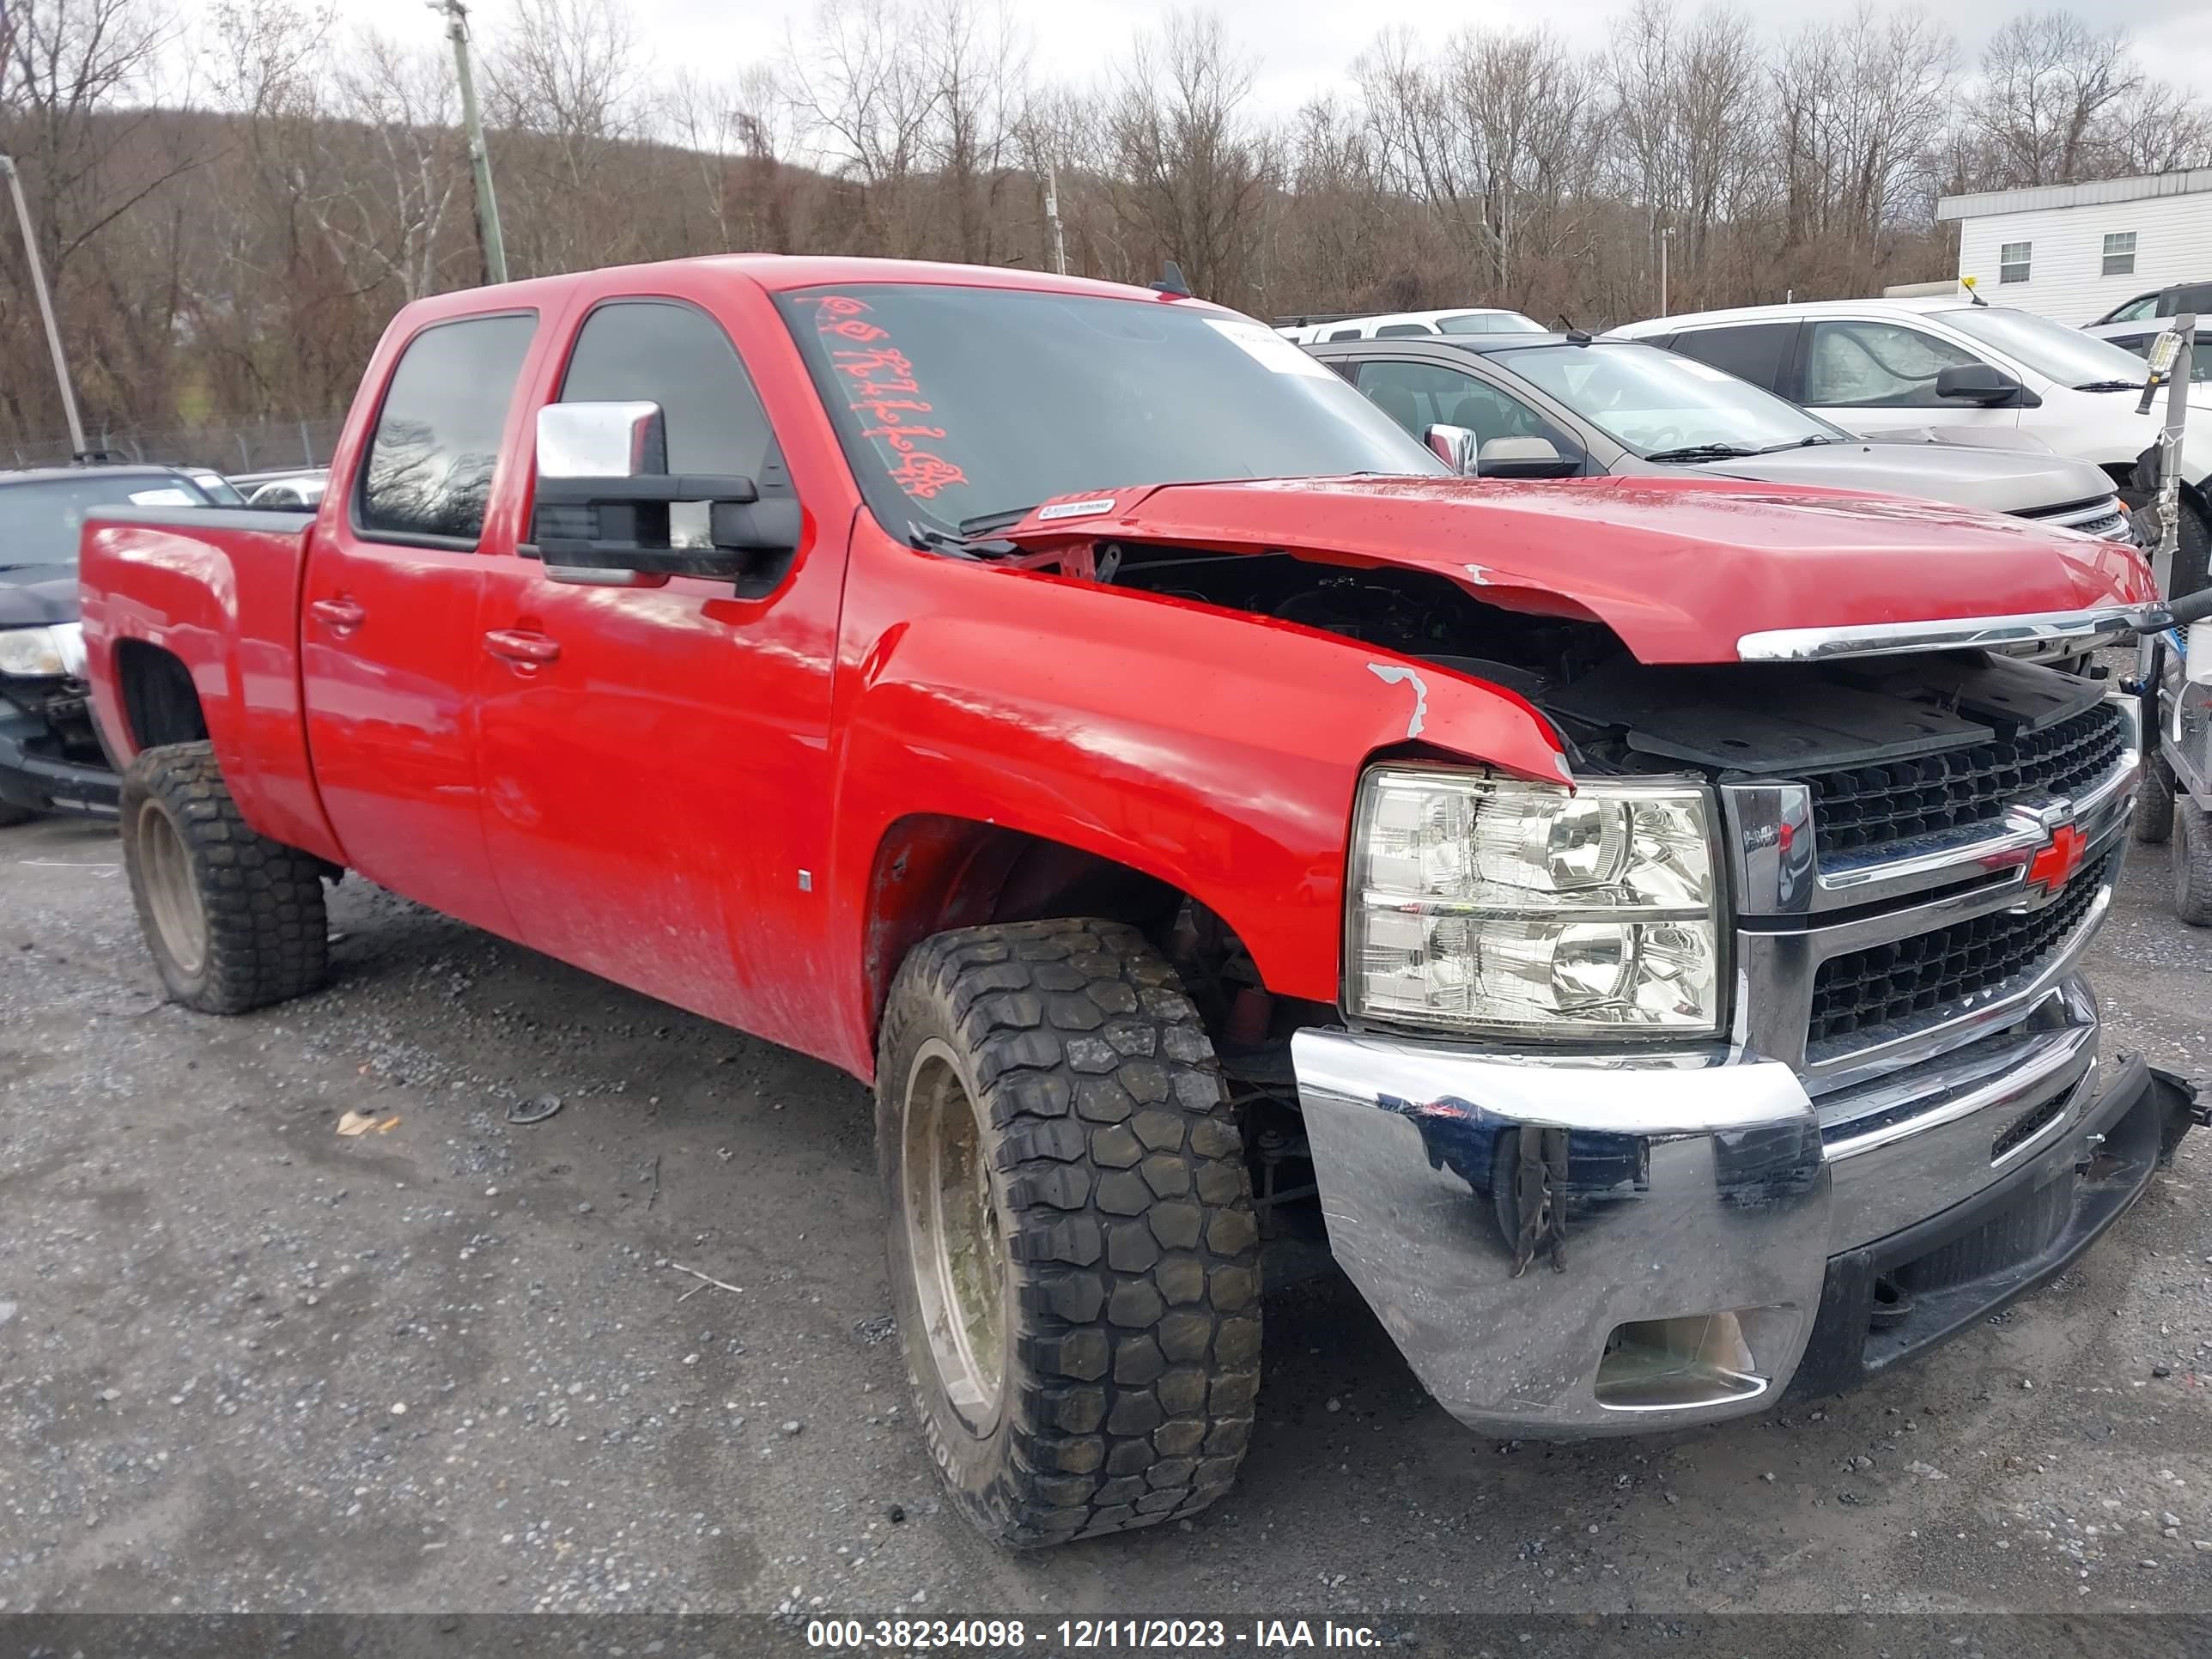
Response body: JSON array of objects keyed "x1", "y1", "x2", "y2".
[
  {"x1": 120, "y1": 740, "x2": 328, "y2": 1012},
  {"x1": 877, "y1": 918, "x2": 1260, "y2": 1548}
]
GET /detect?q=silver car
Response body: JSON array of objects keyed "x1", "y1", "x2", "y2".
[{"x1": 1311, "y1": 331, "x2": 2137, "y2": 544}]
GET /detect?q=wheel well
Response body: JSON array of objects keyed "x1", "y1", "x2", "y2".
[
  {"x1": 115, "y1": 641, "x2": 209, "y2": 750},
  {"x1": 863, "y1": 815, "x2": 1286, "y2": 1050}
]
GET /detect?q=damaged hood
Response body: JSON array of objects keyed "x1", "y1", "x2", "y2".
[{"x1": 1005, "y1": 475, "x2": 2158, "y2": 665}]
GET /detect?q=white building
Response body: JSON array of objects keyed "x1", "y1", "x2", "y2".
[{"x1": 1937, "y1": 166, "x2": 2212, "y2": 325}]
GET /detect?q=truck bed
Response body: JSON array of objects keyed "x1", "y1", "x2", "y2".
[{"x1": 78, "y1": 506, "x2": 341, "y2": 864}]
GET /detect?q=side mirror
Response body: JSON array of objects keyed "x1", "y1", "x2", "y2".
[
  {"x1": 1935, "y1": 363, "x2": 2030, "y2": 406},
  {"x1": 1476, "y1": 435, "x2": 1578, "y2": 479},
  {"x1": 533, "y1": 401, "x2": 801, "y2": 593},
  {"x1": 1424, "y1": 423, "x2": 1477, "y2": 474}
]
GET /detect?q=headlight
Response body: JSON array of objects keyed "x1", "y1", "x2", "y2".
[
  {"x1": 0, "y1": 624, "x2": 76, "y2": 678},
  {"x1": 1348, "y1": 767, "x2": 1723, "y2": 1038}
]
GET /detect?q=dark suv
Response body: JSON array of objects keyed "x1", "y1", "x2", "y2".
[{"x1": 0, "y1": 465, "x2": 214, "y2": 823}]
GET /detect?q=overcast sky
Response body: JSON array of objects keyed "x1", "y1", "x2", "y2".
[{"x1": 325, "y1": 0, "x2": 2212, "y2": 125}]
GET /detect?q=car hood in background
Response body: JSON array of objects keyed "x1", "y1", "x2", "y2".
[
  {"x1": 0, "y1": 563, "x2": 80, "y2": 628},
  {"x1": 1850, "y1": 424, "x2": 2055, "y2": 455},
  {"x1": 1001, "y1": 474, "x2": 2159, "y2": 665},
  {"x1": 1690, "y1": 441, "x2": 2118, "y2": 515}
]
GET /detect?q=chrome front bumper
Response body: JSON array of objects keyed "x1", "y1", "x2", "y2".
[
  {"x1": 1294, "y1": 693, "x2": 2160, "y2": 1436},
  {"x1": 1296, "y1": 974, "x2": 2124, "y2": 1435}
]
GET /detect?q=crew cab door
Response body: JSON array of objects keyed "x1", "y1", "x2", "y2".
[
  {"x1": 472, "y1": 293, "x2": 846, "y2": 1050},
  {"x1": 299, "y1": 310, "x2": 542, "y2": 933}
]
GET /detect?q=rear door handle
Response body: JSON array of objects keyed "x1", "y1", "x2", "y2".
[
  {"x1": 309, "y1": 597, "x2": 366, "y2": 633},
  {"x1": 483, "y1": 629, "x2": 562, "y2": 666}
]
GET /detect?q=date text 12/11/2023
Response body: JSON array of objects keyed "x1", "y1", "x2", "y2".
[{"x1": 803, "y1": 1618, "x2": 1384, "y2": 1650}]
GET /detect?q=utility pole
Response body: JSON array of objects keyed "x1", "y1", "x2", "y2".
[
  {"x1": 0, "y1": 154, "x2": 88, "y2": 458},
  {"x1": 428, "y1": 0, "x2": 508, "y2": 286},
  {"x1": 1043, "y1": 160, "x2": 1066, "y2": 276},
  {"x1": 1659, "y1": 225, "x2": 1674, "y2": 317}
]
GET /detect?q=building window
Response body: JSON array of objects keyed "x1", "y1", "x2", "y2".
[
  {"x1": 2103, "y1": 231, "x2": 2137, "y2": 277},
  {"x1": 1999, "y1": 241, "x2": 2033, "y2": 283}
]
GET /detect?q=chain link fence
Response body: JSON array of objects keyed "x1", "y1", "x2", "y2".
[{"x1": 4, "y1": 415, "x2": 349, "y2": 476}]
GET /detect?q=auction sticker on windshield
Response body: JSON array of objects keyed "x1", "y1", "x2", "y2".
[{"x1": 1206, "y1": 317, "x2": 1335, "y2": 378}]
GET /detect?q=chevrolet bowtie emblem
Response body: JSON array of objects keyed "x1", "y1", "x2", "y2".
[{"x1": 2025, "y1": 820, "x2": 2087, "y2": 896}]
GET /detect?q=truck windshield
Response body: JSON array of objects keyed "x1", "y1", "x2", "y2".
[
  {"x1": 775, "y1": 283, "x2": 1444, "y2": 533},
  {"x1": 0, "y1": 474, "x2": 211, "y2": 570},
  {"x1": 1492, "y1": 340, "x2": 1847, "y2": 458}
]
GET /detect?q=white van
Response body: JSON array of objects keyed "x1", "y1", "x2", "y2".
[
  {"x1": 1610, "y1": 296, "x2": 2212, "y2": 582},
  {"x1": 1275, "y1": 307, "x2": 1544, "y2": 344}
]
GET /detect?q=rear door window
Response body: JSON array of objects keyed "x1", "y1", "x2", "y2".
[
  {"x1": 359, "y1": 313, "x2": 537, "y2": 544},
  {"x1": 1667, "y1": 322, "x2": 1797, "y2": 394}
]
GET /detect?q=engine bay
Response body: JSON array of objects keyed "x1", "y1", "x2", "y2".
[{"x1": 1102, "y1": 543, "x2": 2110, "y2": 778}]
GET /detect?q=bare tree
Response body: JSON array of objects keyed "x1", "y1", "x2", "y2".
[
  {"x1": 783, "y1": 0, "x2": 939, "y2": 257},
  {"x1": 1971, "y1": 12, "x2": 2142, "y2": 187},
  {"x1": 1106, "y1": 11, "x2": 1277, "y2": 304},
  {"x1": 486, "y1": 0, "x2": 650, "y2": 272}
]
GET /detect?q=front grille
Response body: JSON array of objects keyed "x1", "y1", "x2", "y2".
[
  {"x1": 1806, "y1": 701, "x2": 2125, "y2": 860},
  {"x1": 1806, "y1": 854, "x2": 2109, "y2": 1044},
  {"x1": 2020, "y1": 495, "x2": 2131, "y2": 542}
]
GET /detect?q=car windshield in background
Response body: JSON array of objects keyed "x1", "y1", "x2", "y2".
[
  {"x1": 1937, "y1": 306, "x2": 2154, "y2": 388},
  {"x1": 1437, "y1": 312, "x2": 1544, "y2": 335},
  {"x1": 1492, "y1": 341, "x2": 1845, "y2": 458},
  {"x1": 775, "y1": 284, "x2": 1444, "y2": 532},
  {"x1": 0, "y1": 474, "x2": 211, "y2": 569},
  {"x1": 2111, "y1": 334, "x2": 2212, "y2": 382}
]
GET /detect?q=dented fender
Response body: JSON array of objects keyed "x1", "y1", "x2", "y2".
[{"x1": 822, "y1": 528, "x2": 1569, "y2": 1069}]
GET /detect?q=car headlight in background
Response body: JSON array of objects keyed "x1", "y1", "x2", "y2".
[
  {"x1": 1349, "y1": 768, "x2": 1723, "y2": 1038},
  {"x1": 0, "y1": 623, "x2": 84, "y2": 679}
]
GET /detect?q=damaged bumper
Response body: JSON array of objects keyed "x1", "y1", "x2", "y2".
[
  {"x1": 0, "y1": 680, "x2": 118, "y2": 818},
  {"x1": 1293, "y1": 986, "x2": 2199, "y2": 1436}
]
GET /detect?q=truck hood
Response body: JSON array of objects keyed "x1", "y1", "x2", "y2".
[
  {"x1": 1006, "y1": 475, "x2": 2157, "y2": 665},
  {"x1": 1690, "y1": 441, "x2": 2116, "y2": 516},
  {"x1": 0, "y1": 562, "x2": 80, "y2": 628}
]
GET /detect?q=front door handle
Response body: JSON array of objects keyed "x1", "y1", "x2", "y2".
[
  {"x1": 309, "y1": 597, "x2": 366, "y2": 634},
  {"x1": 483, "y1": 629, "x2": 562, "y2": 667}
]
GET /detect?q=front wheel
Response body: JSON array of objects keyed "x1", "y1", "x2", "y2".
[
  {"x1": 2136, "y1": 747, "x2": 2178, "y2": 844},
  {"x1": 119, "y1": 741, "x2": 330, "y2": 1012},
  {"x1": 876, "y1": 918, "x2": 1261, "y2": 1547}
]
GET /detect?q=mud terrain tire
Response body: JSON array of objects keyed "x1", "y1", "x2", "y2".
[
  {"x1": 876, "y1": 918, "x2": 1261, "y2": 1547},
  {"x1": 119, "y1": 740, "x2": 328, "y2": 1012}
]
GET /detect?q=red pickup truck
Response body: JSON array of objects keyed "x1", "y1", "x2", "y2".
[{"x1": 77, "y1": 256, "x2": 2200, "y2": 1548}]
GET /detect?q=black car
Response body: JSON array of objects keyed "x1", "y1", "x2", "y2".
[{"x1": 0, "y1": 465, "x2": 216, "y2": 824}]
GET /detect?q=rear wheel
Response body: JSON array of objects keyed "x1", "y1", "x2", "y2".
[
  {"x1": 0, "y1": 799, "x2": 35, "y2": 828},
  {"x1": 2175, "y1": 798, "x2": 2212, "y2": 927},
  {"x1": 119, "y1": 741, "x2": 329, "y2": 1012},
  {"x1": 876, "y1": 918, "x2": 1261, "y2": 1547}
]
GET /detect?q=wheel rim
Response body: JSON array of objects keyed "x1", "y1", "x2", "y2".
[
  {"x1": 902, "y1": 1039, "x2": 1010, "y2": 1434},
  {"x1": 136, "y1": 799, "x2": 207, "y2": 978}
]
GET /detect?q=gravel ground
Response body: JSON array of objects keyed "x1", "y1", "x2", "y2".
[{"x1": 3, "y1": 808, "x2": 2210, "y2": 1620}]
